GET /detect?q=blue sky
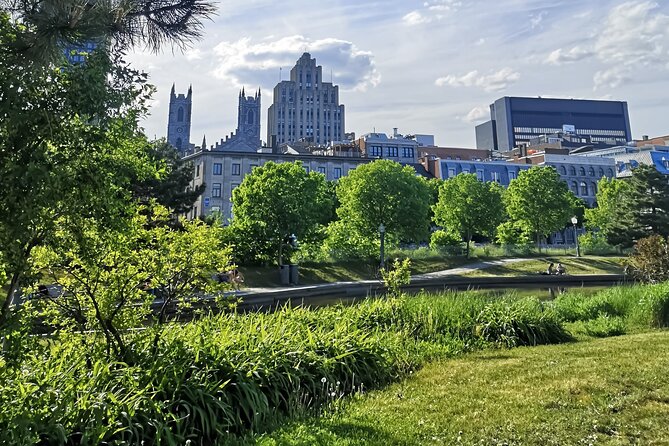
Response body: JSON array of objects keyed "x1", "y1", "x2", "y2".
[{"x1": 127, "y1": 0, "x2": 669, "y2": 147}]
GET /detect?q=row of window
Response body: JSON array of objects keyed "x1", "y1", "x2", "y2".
[
  {"x1": 556, "y1": 165, "x2": 614, "y2": 177},
  {"x1": 446, "y1": 168, "x2": 519, "y2": 182},
  {"x1": 513, "y1": 127, "x2": 626, "y2": 137},
  {"x1": 210, "y1": 162, "x2": 344, "y2": 180},
  {"x1": 571, "y1": 181, "x2": 598, "y2": 196},
  {"x1": 367, "y1": 146, "x2": 415, "y2": 158},
  {"x1": 211, "y1": 182, "x2": 240, "y2": 198}
]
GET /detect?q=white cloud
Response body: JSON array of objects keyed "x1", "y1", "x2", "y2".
[
  {"x1": 435, "y1": 67, "x2": 520, "y2": 92},
  {"x1": 545, "y1": 1, "x2": 669, "y2": 90},
  {"x1": 530, "y1": 11, "x2": 547, "y2": 29},
  {"x1": 185, "y1": 49, "x2": 204, "y2": 61},
  {"x1": 546, "y1": 46, "x2": 593, "y2": 65},
  {"x1": 211, "y1": 35, "x2": 380, "y2": 92},
  {"x1": 403, "y1": 0, "x2": 462, "y2": 25},
  {"x1": 463, "y1": 106, "x2": 489, "y2": 123}
]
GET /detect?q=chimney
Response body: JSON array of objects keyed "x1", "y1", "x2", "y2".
[
  {"x1": 643, "y1": 135, "x2": 649, "y2": 141},
  {"x1": 393, "y1": 127, "x2": 398, "y2": 138}
]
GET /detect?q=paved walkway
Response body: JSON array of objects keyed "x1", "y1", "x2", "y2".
[{"x1": 240, "y1": 257, "x2": 531, "y2": 296}]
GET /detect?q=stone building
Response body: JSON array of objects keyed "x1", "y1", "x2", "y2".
[
  {"x1": 208, "y1": 88, "x2": 262, "y2": 152},
  {"x1": 166, "y1": 84, "x2": 193, "y2": 154},
  {"x1": 267, "y1": 53, "x2": 345, "y2": 147}
]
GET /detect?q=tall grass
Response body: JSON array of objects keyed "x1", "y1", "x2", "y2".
[{"x1": 1, "y1": 284, "x2": 667, "y2": 444}]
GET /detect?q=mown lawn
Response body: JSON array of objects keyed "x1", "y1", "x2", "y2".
[
  {"x1": 463, "y1": 255, "x2": 625, "y2": 277},
  {"x1": 254, "y1": 331, "x2": 669, "y2": 445}
]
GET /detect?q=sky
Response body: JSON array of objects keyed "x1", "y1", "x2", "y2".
[{"x1": 127, "y1": 0, "x2": 669, "y2": 148}]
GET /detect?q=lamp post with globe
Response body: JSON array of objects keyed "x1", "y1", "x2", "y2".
[{"x1": 571, "y1": 216, "x2": 580, "y2": 257}]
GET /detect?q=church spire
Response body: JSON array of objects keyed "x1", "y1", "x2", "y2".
[
  {"x1": 241, "y1": 86, "x2": 245, "y2": 97},
  {"x1": 201, "y1": 134, "x2": 207, "y2": 151},
  {"x1": 170, "y1": 83, "x2": 175, "y2": 97},
  {"x1": 187, "y1": 84, "x2": 192, "y2": 98}
]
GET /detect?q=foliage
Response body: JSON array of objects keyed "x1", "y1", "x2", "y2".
[
  {"x1": 231, "y1": 161, "x2": 333, "y2": 265},
  {"x1": 504, "y1": 166, "x2": 578, "y2": 244},
  {"x1": 29, "y1": 206, "x2": 233, "y2": 361},
  {"x1": 0, "y1": 290, "x2": 574, "y2": 443},
  {"x1": 433, "y1": 174, "x2": 505, "y2": 258},
  {"x1": 577, "y1": 231, "x2": 616, "y2": 255},
  {"x1": 585, "y1": 177, "x2": 637, "y2": 248},
  {"x1": 429, "y1": 229, "x2": 463, "y2": 253},
  {"x1": 5, "y1": 0, "x2": 217, "y2": 62},
  {"x1": 572, "y1": 315, "x2": 627, "y2": 338},
  {"x1": 495, "y1": 220, "x2": 533, "y2": 251},
  {"x1": 626, "y1": 164, "x2": 669, "y2": 237},
  {"x1": 132, "y1": 139, "x2": 204, "y2": 215},
  {"x1": 321, "y1": 220, "x2": 380, "y2": 261},
  {"x1": 626, "y1": 235, "x2": 669, "y2": 284},
  {"x1": 336, "y1": 160, "x2": 432, "y2": 243},
  {"x1": 381, "y1": 258, "x2": 412, "y2": 298}
]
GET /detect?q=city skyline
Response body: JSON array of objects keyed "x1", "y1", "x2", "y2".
[{"x1": 126, "y1": 0, "x2": 669, "y2": 148}]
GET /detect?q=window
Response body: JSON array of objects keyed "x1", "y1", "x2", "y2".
[
  {"x1": 402, "y1": 147, "x2": 415, "y2": 158},
  {"x1": 369, "y1": 146, "x2": 382, "y2": 157},
  {"x1": 569, "y1": 166, "x2": 576, "y2": 176},
  {"x1": 318, "y1": 166, "x2": 326, "y2": 174},
  {"x1": 591, "y1": 182, "x2": 598, "y2": 195},
  {"x1": 196, "y1": 164, "x2": 200, "y2": 177},
  {"x1": 579, "y1": 167, "x2": 586, "y2": 176},
  {"x1": 334, "y1": 167, "x2": 342, "y2": 179},
  {"x1": 559, "y1": 166, "x2": 567, "y2": 175},
  {"x1": 588, "y1": 167, "x2": 595, "y2": 176},
  {"x1": 580, "y1": 181, "x2": 588, "y2": 195},
  {"x1": 212, "y1": 183, "x2": 221, "y2": 198},
  {"x1": 213, "y1": 163, "x2": 222, "y2": 175},
  {"x1": 232, "y1": 163, "x2": 241, "y2": 176},
  {"x1": 231, "y1": 183, "x2": 240, "y2": 191},
  {"x1": 177, "y1": 107, "x2": 184, "y2": 122},
  {"x1": 491, "y1": 171, "x2": 500, "y2": 183},
  {"x1": 509, "y1": 171, "x2": 516, "y2": 180},
  {"x1": 476, "y1": 170, "x2": 484, "y2": 181},
  {"x1": 304, "y1": 166, "x2": 310, "y2": 173},
  {"x1": 599, "y1": 168, "x2": 604, "y2": 177},
  {"x1": 571, "y1": 181, "x2": 578, "y2": 194},
  {"x1": 448, "y1": 168, "x2": 456, "y2": 178},
  {"x1": 386, "y1": 146, "x2": 398, "y2": 157},
  {"x1": 607, "y1": 168, "x2": 614, "y2": 177}
]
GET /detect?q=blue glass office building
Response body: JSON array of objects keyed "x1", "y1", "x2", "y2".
[{"x1": 476, "y1": 96, "x2": 632, "y2": 152}]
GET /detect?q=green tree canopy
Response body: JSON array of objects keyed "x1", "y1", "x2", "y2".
[
  {"x1": 335, "y1": 160, "x2": 431, "y2": 242},
  {"x1": 585, "y1": 176, "x2": 637, "y2": 248},
  {"x1": 627, "y1": 164, "x2": 669, "y2": 237},
  {"x1": 504, "y1": 166, "x2": 578, "y2": 244},
  {"x1": 230, "y1": 161, "x2": 333, "y2": 265},
  {"x1": 433, "y1": 174, "x2": 505, "y2": 257}
]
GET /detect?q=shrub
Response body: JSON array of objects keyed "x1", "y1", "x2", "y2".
[
  {"x1": 381, "y1": 258, "x2": 411, "y2": 298},
  {"x1": 579, "y1": 315, "x2": 626, "y2": 337},
  {"x1": 627, "y1": 235, "x2": 669, "y2": 283},
  {"x1": 578, "y1": 231, "x2": 616, "y2": 255},
  {"x1": 429, "y1": 230, "x2": 463, "y2": 255}
]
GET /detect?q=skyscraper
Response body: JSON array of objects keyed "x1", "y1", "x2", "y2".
[
  {"x1": 267, "y1": 53, "x2": 345, "y2": 147},
  {"x1": 167, "y1": 84, "x2": 192, "y2": 154}
]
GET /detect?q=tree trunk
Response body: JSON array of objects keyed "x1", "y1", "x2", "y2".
[
  {"x1": 0, "y1": 271, "x2": 21, "y2": 330},
  {"x1": 466, "y1": 231, "x2": 471, "y2": 259}
]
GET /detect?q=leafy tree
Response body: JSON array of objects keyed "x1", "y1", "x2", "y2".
[
  {"x1": 626, "y1": 235, "x2": 669, "y2": 284},
  {"x1": 504, "y1": 166, "x2": 578, "y2": 246},
  {"x1": 30, "y1": 205, "x2": 232, "y2": 361},
  {"x1": 433, "y1": 173, "x2": 505, "y2": 258},
  {"x1": 132, "y1": 139, "x2": 204, "y2": 216},
  {"x1": 231, "y1": 161, "x2": 333, "y2": 265},
  {"x1": 336, "y1": 159, "x2": 431, "y2": 243},
  {"x1": 0, "y1": 17, "x2": 155, "y2": 328},
  {"x1": 585, "y1": 177, "x2": 637, "y2": 248}
]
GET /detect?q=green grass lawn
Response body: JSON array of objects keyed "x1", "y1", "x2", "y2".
[
  {"x1": 254, "y1": 331, "x2": 669, "y2": 445},
  {"x1": 463, "y1": 255, "x2": 625, "y2": 277}
]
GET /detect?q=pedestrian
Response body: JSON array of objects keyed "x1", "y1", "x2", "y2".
[
  {"x1": 556, "y1": 263, "x2": 566, "y2": 275},
  {"x1": 543, "y1": 262, "x2": 555, "y2": 275}
]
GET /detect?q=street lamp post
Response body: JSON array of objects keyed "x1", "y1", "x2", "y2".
[
  {"x1": 571, "y1": 216, "x2": 581, "y2": 257},
  {"x1": 379, "y1": 224, "x2": 386, "y2": 270}
]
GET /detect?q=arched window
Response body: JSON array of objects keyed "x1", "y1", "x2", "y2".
[
  {"x1": 560, "y1": 166, "x2": 567, "y2": 175},
  {"x1": 247, "y1": 109, "x2": 254, "y2": 125},
  {"x1": 579, "y1": 167, "x2": 586, "y2": 176},
  {"x1": 571, "y1": 181, "x2": 578, "y2": 193},
  {"x1": 176, "y1": 137, "x2": 182, "y2": 149},
  {"x1": 580, "y1": 181, "x2": 588, "y2": 195},
  {"x1": 591, "y1": 182, "x2": 598, "y2": 195},
  {"x1": 588, "y1": 167, "x2": 595, "y2": 176},
  {"x1": 607, "y1": 168, "x2": 614, "y2": 177},
  {"x1": 599, "y1": 167, "x2": 604, "y2": 177},
  {"x1": 177, "y1": 107, "x2": 184, "y2": 122},
  {"x1": 569, "y1": 166, "x2": 576, "y2": 176}
]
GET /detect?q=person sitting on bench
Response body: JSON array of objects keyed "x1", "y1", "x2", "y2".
[
  {"x1": 542, "y1": 262, "x2": 555, "y2": 275},
  {"x1": 556, "y1": 263, "x2": 566, "y2": 275}
]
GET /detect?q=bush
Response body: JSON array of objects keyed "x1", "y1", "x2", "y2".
[
  {"x1": 627, "y1": 235, "x2": 669, "y2": 283},
  {"x1": 578, "y1": 231, "x2": 616, "y2": 255},
  {"x1": 429, "y1": 230, "x2": 463, "y2": 255}
]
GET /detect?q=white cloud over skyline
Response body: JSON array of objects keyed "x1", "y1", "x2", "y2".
[{"x1": 127, "y1": 0, "x2": 669, "y2": 148}]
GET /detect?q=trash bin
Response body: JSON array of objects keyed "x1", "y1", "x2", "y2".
[
  {"x1": 289, "y1": 264, "x2": 299, "y2": 285},
  {"x1": 279, "y1": 265, "x2": 290, "y2": 285}
]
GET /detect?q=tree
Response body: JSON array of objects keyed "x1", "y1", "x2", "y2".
[
  {"x1": 30, "y1": 205, "x2": 233, "y2": 361},
  {"x1": 0, "y1": 16, "x2": 156, "y2": 328},
  {"x1": 336, "y1": 160, "x2": 431, "y2": 243},
  {"x1": 504, "y1": 166, "x2": 578, "y2": 246},
  {"x1": 3, "y1": 0, "x2": 216, "y2": 63},
  {"x1": 585, "y1": 177, "x2": 637, "y2": 248},
  {"x1": 132, "y1": 139, "x2": 204, "y2": 216},
  {"x1": 230, "y1": 161, "x2": 333, "y2": 265},
  {"x1": 627, "y1": 164, "x2": 669, "y2": 237},
  {"x1": 433, "y1": 174, "x2": 505, "y2": 258}
]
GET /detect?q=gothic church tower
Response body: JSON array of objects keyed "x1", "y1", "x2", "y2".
[
  {"x1": 237, "y1": 87, "x2": 261, "y2": 141},
  {"x1": 167, "y1": 84, "x2": 192, "y2": 154}
]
